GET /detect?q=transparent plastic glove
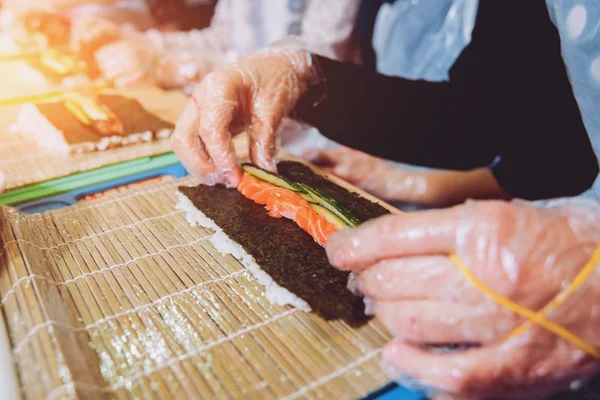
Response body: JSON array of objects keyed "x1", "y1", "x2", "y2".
[
  {"x1": 94, "y1": 37, "x2": 157, "y2": 87},
  {"x1": 304, "y1": 146, "x2": 508, "y2": 207},
  {"x1": 303, "y1": 146, "x2": 429, "y2": 203},
  {"x1": 6, "y1": 10, "x2": 71, "y2": 49},
  {"x1": 151, "y1": 51, "x2": 216, "y2": 92},
  {"x1": 0, "y1": 171, "x2": 4, "y2": 195},
  {"x1": 71, "y1": 16, "x2": 121, "y2": 57},
  {"x1": 327, "y1": 199, "x2": 600, "y2": 399},
  {"x1": 171, "y1": 50, "x2": 313, "y2": 187}
]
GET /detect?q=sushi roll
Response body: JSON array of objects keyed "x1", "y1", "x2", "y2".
[{"x1": 15, "y1": 93, "x2": 174, "y2": 154}]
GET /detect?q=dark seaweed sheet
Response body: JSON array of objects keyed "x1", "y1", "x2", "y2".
[
  {"x1": 179, "y1": 161, "x2": 391, "y2": 327},
  {"x1": 277, "y1": 161, "x2": 391, "y2": 221},
  {"x1": 35, "y1": 95, "x2": 174, "y2": 145},
  {"x1": 99, "y1": 95, "x2": 174, "y2": 135}
]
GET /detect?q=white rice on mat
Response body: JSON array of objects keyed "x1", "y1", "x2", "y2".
[{"x1": 176, "y1": 191, "x2": 311, "y2": 312}]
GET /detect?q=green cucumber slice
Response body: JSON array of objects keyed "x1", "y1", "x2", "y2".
[
  {"x1": 299, "y1": 183, "x2": 361, "y2": 227},
  {"x1": 309, "y1": 203, "x2": 349, "y2": 229},
  {"x1": 299, "y1": 192, "x2": 318, "y2": 203},
  {"x1": 242, "y1": 164, "x2": 303, "y2": 192}
]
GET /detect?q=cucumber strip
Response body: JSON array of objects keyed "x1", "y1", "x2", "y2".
[
  {"x1": 299, "y1": 192, "x2": 318, "y2": 204},
  {"x1": 309, "y1": 203, "x2": 348, "y2": 229},
  {"x1": 299, "y1": 183, "x2": 361, "y2": 227},
  {"x1": 242, "y1": 164, "x2": 304, "y2": 192}
]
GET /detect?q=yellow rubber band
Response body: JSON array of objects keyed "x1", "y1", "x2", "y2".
[
  {"x1": 510, "y1": 245, "x2": 600, "y2": 340},
  {"x1": 449, "y1": 246, "x2": 600, "y2": 359}
]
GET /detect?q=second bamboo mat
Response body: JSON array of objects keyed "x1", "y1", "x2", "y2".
[
  {"x1": 0, "y1": 88, "x2": 187, "y2": 190},
  {"x1": 0, "y1": 176, "x2": 392, "y2": 400}
]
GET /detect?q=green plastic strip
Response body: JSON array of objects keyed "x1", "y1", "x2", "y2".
[{"x1": 0, "y1": 152, "x2": 179, "y2": 206}]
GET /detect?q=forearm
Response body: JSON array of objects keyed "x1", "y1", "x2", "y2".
[
  {"x1": 423, "y1": 168, "x2": 510, "y2": 207},
  {"x1": 294, "y1": 55, "x2": 489, "y2": 170},
  {"x1": 378, "y1": 165, "x2": 508, "y2": 207}
]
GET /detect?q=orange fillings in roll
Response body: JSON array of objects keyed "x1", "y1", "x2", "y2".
[
  {"x1": 238, "y1": 173, "x2": 339, "y2": 246},
  {"x1": 64, "y1": 93, "x2": 125, "y2": 136}
]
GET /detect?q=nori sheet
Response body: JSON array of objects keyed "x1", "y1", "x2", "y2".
[
  {"x1": 178, "y1": 161, "x2": 391, "y2": 327},
  {"x1": 277, "y1": 161, "x2": 391, "y2": 221},
  {"x1": 35, "y1": 94, "x2": 174, "y2": 145}
]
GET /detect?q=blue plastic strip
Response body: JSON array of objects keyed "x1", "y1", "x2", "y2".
[{"x1": 17, "y1": 163, "x2": 187, "y2": 214}]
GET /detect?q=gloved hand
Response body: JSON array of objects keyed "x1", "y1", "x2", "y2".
[
  {"x1": 0, "y1": 170, "x2": 5, "y2": 195},
  {"x1": 304, "y1": 146, "x2": 509, "y2": 207},
  {"x1": 171, "y1": 50, "x2": 313, "y2": 187},
  {"x1": 151, "y1": 51, "x2": 216, "y2": 92},
  {"x1": 5, "y1": 9, "x2": 71, "y2": 49},
  {"x1": 71, "y1": 16, "x2": 121, "y2": 57},
  {"x1": 94, "y1": 37, "x2": 157, "y2": 87},
  {"x1": 326, "y1": 199, "x2": 600, "y2": 399}
]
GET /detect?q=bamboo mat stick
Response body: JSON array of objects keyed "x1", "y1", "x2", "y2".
[
  {"x1": 80, "y1": 207, "x2": 183, "y2": 398},
  {"x1": 25, "y1": 215, "x2": 114, "y2": 398},
  {"x1": 4, "y1": 220, "x2": 62, "y2": 398},
  {"x1": 47, "y1": 208, "x2": 155, "y2": 398},
  {"x1": 76, "y1": 184, "x2": 198, "y2": 396},
  {"x1": 56, "y1": 210, "x2": 159, "y2": 398},
  {"x1": 0, "y1": 212, "x2": 22, "y2": 400},
  {"x1": 95, "y1": 196, "x2": 255, "y2": 396},
  {"x1": 97, "y1": 202, "x2": 220, "y2": 398}
]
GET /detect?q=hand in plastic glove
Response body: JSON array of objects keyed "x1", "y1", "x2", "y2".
[
  {"x1": 304, "y1": 146, "x2": 429, "y2": 203},
  {"x1": 151, "y1": 51, "x2": 215, "y2": 92},
  {"x1": 327, "y1": 199, "x2": 600, "y2": 399},
  {"x1": 6, "y1": 10, "x2": 71, "y2": 49},
  {"x1": 71, "y1": 16, "x2": 121, "y2": 56},
  {"x1": 0, "y1": 171, "x2": 4, "y2": 195},
  {"x1": 171, "y1": 51, "x2": 312, "y2": 187},
  {"x1": 94, "y1": 38, "x2": 157, "y2": 86},
  {"x1": 305, "y1": 146, "x2": 509, "y2": 207}
]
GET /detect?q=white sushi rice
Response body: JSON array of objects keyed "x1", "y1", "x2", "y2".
[
  {"x1": 15, "y1": 104, "x2": 173, "y2": 154},
  {"x1": 176, "y1": 191, "x2": 311, "y2": 312}
]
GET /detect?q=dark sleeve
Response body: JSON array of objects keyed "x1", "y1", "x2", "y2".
[
  {"x1": 294, "y1": 0, "x2": 598, "y2": 200},
  {"x1": 485, "y1": 1, "x2": 598, "y2": 200},
  {"x1": 294, "y1": 55, "x2": 495, "y2": 170}
]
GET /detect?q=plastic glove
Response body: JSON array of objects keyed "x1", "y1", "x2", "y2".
[
  {"x1": 151, "y1": 51, "x2": 216, "y2": 92},
  {"x1": 304, "y1": 146, "x2": 509, "y2": 207},
  {"x1": 326, "y1": 199, "x2": 600, "y2": 399},
  {"x1": 304, "y1": 146, "x2": 429, "y2": 203},
  {"x1": 94, "y1": 37, "x2": 157, "y2": 86},
  {"x1": 5, "y1": 10, "x2": 71, "y2": 49},
  {"x1": 171, "y1": 50, "x2": 313, "y2": 187},
  {"x1": 0, "y1": 171, "x2": 4, "y2": 195},
  {"x1": 71, "y1": 16, "x2": 121, "y2": 58}
]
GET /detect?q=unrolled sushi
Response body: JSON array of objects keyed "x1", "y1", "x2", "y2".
[
  {"x1": 177, "y1": 161, "x2": 390, "y2": 326},
  {"x1": 16, "y1": 93, "x2": 174, "y2": 154}
]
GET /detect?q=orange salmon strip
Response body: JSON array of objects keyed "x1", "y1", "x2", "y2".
[{"x1": 238, "y1": 173, "x2": 339, "y2": 246}]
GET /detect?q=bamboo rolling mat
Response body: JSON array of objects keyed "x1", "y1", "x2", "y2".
[
  {"x1": 0, "y1": 88, "x2": 188, "y2": 191},
  {"x1": 0, "y1": 176, "x2": 393, "y2": 400}
]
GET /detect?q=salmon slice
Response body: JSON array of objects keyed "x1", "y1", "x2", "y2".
[{"x1": 238, "y1": 173, "x2": 339, "y2": 246}]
